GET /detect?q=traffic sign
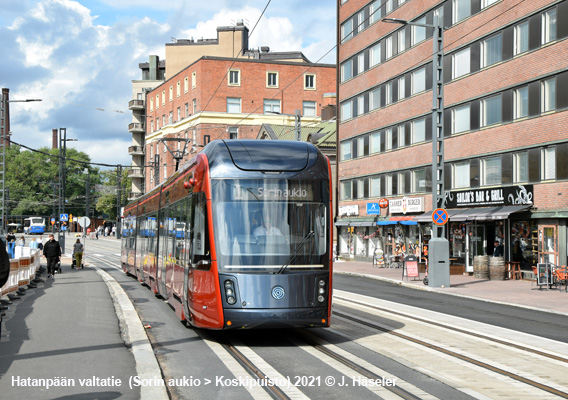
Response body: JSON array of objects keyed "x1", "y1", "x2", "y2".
[
  {"x1": 432, "y1": 208, "x2": 448, "y2": 226},
  {"x1": 366, "y1": 203, "x2": 380, "y2": 215},
  {"x1": 379, "y1": 198, "x2": 389, "y2": 208},
  {"x1": 60, "y1": 213, "x2": 69, "y2": 222},
  {"x1": 78, "y1": 216, "x2": 91, "y2": 228}
]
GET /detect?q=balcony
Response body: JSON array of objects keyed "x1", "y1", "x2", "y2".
[
  {"x1": 128, "y1": 122, "x2": 145, "y2": 133},
  {"x1": 128, "y1": 145, "x2": 145, "y2": 155},
  {"x1": 129, "y1": 99, "x2": 145, "y2": 110},
  {"x1": 128, "y1": 167, "x2": 144, "y2": 179}
]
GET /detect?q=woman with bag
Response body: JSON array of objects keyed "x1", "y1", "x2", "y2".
[{"x1": 72, "y1": 239, "x2": 84, "y2": 269}]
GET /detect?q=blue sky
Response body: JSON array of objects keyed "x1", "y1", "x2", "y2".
[{"x1": 0, "y1": 0, "x2": 336, "y2": 167}]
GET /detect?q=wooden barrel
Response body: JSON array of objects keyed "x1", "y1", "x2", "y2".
[
  {"x1": 489, "y1": 256, "x2": 506, "y2": 280},
  {"x1": 473, "y1": 255, "x2": 489, "y2": 279}
]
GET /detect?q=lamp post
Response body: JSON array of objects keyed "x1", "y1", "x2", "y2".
[
  {"x1": 383, "y1": 17, "x2": 449, "y2": 287},
  {"x1": 58, "y1": 128, "x2": 77, "y2": 252},
  {"x1": 0, "y1": 89, "x2": 41, "y2": 234}
]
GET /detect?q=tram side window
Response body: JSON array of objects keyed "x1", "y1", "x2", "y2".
[
  {"x1": 148, "y1": 214, "x2": 158, "y2": 254},
  {"x1": 191, "y1": 192, "x2": 210, "y2": 268}
]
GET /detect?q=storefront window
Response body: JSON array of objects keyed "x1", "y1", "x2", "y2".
[
  {"x1": 449, "y1": 222, "x2": 467, "y2": 258},
  {"x1": 511, "y1": 220, "x2": 536, "y2": 269}
]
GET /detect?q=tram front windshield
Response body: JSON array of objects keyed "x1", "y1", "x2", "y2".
[{"x1": 212, "y1": 179, "x2": 329, "y2": 273}]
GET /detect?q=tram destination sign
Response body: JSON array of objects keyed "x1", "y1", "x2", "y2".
[{"x1": 446, "y1": 185, "x2": 534, "y2": 208}]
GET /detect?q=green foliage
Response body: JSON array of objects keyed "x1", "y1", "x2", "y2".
[{"x1": 5, "y1": 145, "x2": 130, "y2": 219}]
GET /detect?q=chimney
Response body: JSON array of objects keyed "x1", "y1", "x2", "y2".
[{"x1": 52, "y1": 129, "x2": 58, "y2": 149}]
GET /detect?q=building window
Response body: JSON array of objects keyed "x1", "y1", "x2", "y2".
[
  {"x1": 228, "y1": 69, "x2": 240, "y2": 86},
  {"x1": 163, "y1": 164, "x2": 167, "y2": 180},
  {"x1": 263, "y1": 99, "x2": 281, "y2": 114},
  {"x1": 514, "y1": 20, "x2": 529, "y2": 56},
  {"x1": 370, "y1": 42, "x2": 381, "y2": 67},
  {"x1": 385, "y1": 0, "x2": 393, "y2": 14},
  {"x1": 192, "y1": 71, "x2": 196, "y2": 88},
  {"x1": 411, "y1": 67, "x2": 426, "y2": 95},
  {"x1": 357, "y1": 53, "x2": 365, "y2": 75},
  {"x1": 481, "y1": 95, "x2": 502, "y2": 127},
  {"x1": 169, "y1": 86, "x2": 173, "y2": 101},
  {"x1": 150, "y1": 98, "x2": 154, "y2": 112},
  {"x1": 542, "y1": 8, "x2": 557, "y2": 45},
  {"x1": 541, "y1": 78, "x2": 556, "y2": 113},
  {"x1": 370, "y1": 87, "x2": 380, "y2": 110},
  {"x1": 227, "y1": 97, "x2": 241, "y2": 113},
  {"x1": 228, "y1": 127, "x2": 238, "y2": 140},
  {"x1": 341, "y1": 19, "x2": 353, "y2": 42},
  {"x1": 162, "y1": 115, "x2": 166, "y2": 126},
  {"x1": 357, "y1": 95, "x2": 364, "y2": 117},
  {"x1": 385, "y1": 36, "x2": 393, "y2": 59},
  {"x1": 304, "y1": 74, "x2": 316, "y2": 90},
  {"x1": 412, "y1": 118, "x2": 426, "y2": 144},
  {"x1": 156, "y1": 95, "x2": 159, "y2": 109},
  {"x1": 398, "y1": 124, "x2": 405, "y2": 147},
  {"x1": 150, "y1": 120, "x2": 154, "y2": 132},
  {"x1": 369, "y1": 0, "x2": 381, "y2": 24},
  {"x1": 398, "y1": 76, "x2": 405, "y2": 100},
  {"x1": 267, "y1": 72, "x2": 278, "y2": 88},
  {"x1": 192, "y1": 98, "x2": 197, "y2": 114},
  {"x1": 453, "y1": 162, "x2": 470, "y2": 189},
  {"x1": 303, "y1": 101, "x2": 316, "y2": 117},
  {"x1": 397, "y1": 173, "x2": 405, "y2": 195},
  {"x1": 357, "y1": 137, "x2": 365, "y2": 158},
  {"x1": 177, "y1": 107, "x2": 181, "y2": 121},
  {"x1": 453, "y1": 0, "x2": 471, "y2": 24},
  {"x1": 481, "y1": 156, "x2": 501, "y2": 186},
  {"x1": 357, "y1": 10, "x2": 365, "y2": 33},
  {"x1": 340, "y1": 181, "x2": 352, "y2": 200},
  {"x1": 397, "y1": 29, "x2": 406, "y2": 53},
  {"x1": 185, "y1": 103, "x2": 189, "y2": 117},
  {"x1": 168, "y1": 111, "x2": 173, "y2": 124},
  {"x1": 340, "y1": 59, "x2": 353, "y2": 83},
  {"x1": 385, "y1": 82, "x2": 392, "y2": 106},
  {"x1": 341, "y1": 141, "x2": 352, "y2": 161},
  {"x1": 371, "y1": 131, "x2": 380, "y2": 153},
  {"x1": 176, "y1": 81, "x2": 181, "y2": 97},
  {"x1": 162, "y1": 91, "x2": 165, "y2": 106},
  {"x1": 513, "y1": 152, "x2": 528, "y2": 183},
  {"x1": 412, "y1": 16, "x2": 427, "y2": 45},
  {"x1": 184, "y1": 77, "x2": 189, "y2": 93},
  {"x1": 452, "y1": 48, "x2": 470, "y2": 79},
  {"x1": 385, "y1": 174, "x2": 393, "y2": 196},
  {"x1": 541, "y1": 147, "x2": 556, "y2": 180},
  {"x1": 452, "y1": 104, "x2": 470, "y2": 134},
  {"x1": 481, "y1": 34, "x2": 502, "y2": 68},
  {"x1": 481, "y1": 0, "x2": 499, "y2": 7},
  {"x1": 385, "y1": 128, "x2": 393, "y2": 151},
  {"x1": 341, "y1": 100, "x2": 353, "y2": 121},
  {"x1": 412, "y1": 169, "x2": 426, "y2": 193},
  {"x1": 371, "y1": 176, "x2": 381, "y2": 197},
  {"x1": 514, "y1": 86, "x2": 528, "y2": 119}
]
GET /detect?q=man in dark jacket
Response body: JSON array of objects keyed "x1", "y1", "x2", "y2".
[{"x1": 43, "y1": 234, "x2": 61, "y2": 279}]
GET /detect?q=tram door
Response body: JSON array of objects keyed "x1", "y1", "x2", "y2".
[{"x1": 466, "y1": 224, "x2": 486, "y2": 271}]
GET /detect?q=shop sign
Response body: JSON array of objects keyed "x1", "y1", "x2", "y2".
[
  {"x1": 446, "y1": 185, "x2": 534, "y2": 208},
  {"x1": 390, "y1": 197, "x2": 424, "y2": 214},
  {"x1": 379, "y1": 198, "x2": 389, "y2": 208},
  {"x1": 339, "y1": 205, "x2": 359, "y2": 216},
  {"x1": 367, "y1": 203, "x2": 381, "y2": 215}
]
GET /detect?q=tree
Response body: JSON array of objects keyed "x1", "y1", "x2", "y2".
[{"x1": 95, "y1": 167, "x2": 131, "y2": 219}]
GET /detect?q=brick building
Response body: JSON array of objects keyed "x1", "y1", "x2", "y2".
[
  {"x1": 128, "y1": 22, "x2": 336, "y2": 197},
  {"x1": 143, "y1": 56, "x2": 335, "y2": 192},
  {"x1": 337, "y1": 0, "x2": 568, "y2": 274}
]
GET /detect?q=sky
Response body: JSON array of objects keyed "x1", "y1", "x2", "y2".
[{"x1": 0, "y1": 0, "x2": 337, "y2": 168}]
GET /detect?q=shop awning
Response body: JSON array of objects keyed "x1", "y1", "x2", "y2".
[
  {"x1": 334, "y1": 219, "x2": 376, "y2": 227},
  {"x1": 376, "y1": 220, "x2": 396, "y2": 225},
  {"x1": 414, "y1": 205, "x2": 531, "y2": 222}
]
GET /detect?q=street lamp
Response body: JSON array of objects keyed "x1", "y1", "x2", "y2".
[
  {"x1": 383, "y1": 17, "x2": 449, "y2": 287},
  {"x1": 58, "y1": 128, "x2": 78, "y2": 252},
  {"x1": 0, "y1": 89, "x2": 42, "y2": 234}
]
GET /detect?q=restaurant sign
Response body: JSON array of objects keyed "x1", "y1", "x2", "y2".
[
  {"x1": 339, "y1": 205, "x2": 359, "y2": 216},
  {"x1": 446, "y1": 185, "x2": 534, "y2": 208},
  {"x1": 390, "y1": 197, "x2": 424, "y2": 214}
]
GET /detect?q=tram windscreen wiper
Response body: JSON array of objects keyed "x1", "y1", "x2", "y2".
[{"x1": 277, "y1": 231, "x2": 314, "y2": 274}]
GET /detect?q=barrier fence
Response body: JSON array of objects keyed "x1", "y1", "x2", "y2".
[{"x1": 1, "y1": 248, "x2": 41, "y2": 299}]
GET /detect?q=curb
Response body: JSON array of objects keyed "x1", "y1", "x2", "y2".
[
  {"x1": 334, "y1": 270, "x2": 568, "y2": 317},
  {"x1": 95, "y1": 267, "x2": 169, "y2": 400}
]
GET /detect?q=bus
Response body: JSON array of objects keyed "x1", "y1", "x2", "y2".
[
  {"x1": 121, "y1": 140, "x2": 333, "y2": 329},
  {"x1": 24, "y1": 217, "x2": 46, "y2": 234}
]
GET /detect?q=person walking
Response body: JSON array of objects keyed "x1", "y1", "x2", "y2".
[
  {"x1": 43, "y1": 234, "x2": 61, "y2": 279},
  {"x1": 17, "y1": 236, "x2": 25, "y2": 247},
  {"x1": 72, "y1": 239, "x2": 84, "y2": 269}
]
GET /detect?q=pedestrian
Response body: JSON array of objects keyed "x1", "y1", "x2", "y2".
[
  {"x1": 29, "y1": 237, "x2": 39, "y2": 250},
  {"x1": 104, "y1": 226, "x2": 109, "y2": 237},
  {"x1": 6, "y1": 231, "x2": 15, "y2": 243},
  {"x1": 111, "y1": 226, "x2": 116, "y2": 236},
  {"x1": 37, "y1": 236, "x2": 44, "y2": 251},
  {"x1": 43, "y1": 234, "x2": 61, "y2": 279},
  {"x1": 17, "y1": 236, "x2": 25, "y2": 247},
  {"x1": 72, "y1": 239, "x2": 84, "y2": 269},
  {"x1": 493, "y1": 240, "x2": 504, "y2": 257}
]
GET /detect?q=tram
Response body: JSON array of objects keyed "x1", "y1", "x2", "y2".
[{"x1": 121, "y1": 140, "x2": 333, "y2": 329}]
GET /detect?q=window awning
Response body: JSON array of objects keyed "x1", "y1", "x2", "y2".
[{"x1": 415, "y1": 205, "x2": 531, "y2": 223}]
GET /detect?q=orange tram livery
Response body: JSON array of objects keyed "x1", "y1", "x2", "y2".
[{"x1": 121, "y1": 140, "x2": 333, "y2": 329}]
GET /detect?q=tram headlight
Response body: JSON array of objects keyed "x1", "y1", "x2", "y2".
[
  {"x1": 224, "y1": 280, "x2": 237, "y2": 305},
  {"x1": 317, "y1": 279, "x2": 326, "y2": 303}
]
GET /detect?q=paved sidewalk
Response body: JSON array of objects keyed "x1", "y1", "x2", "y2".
[
  {"x1": 333, "y1": 259, "x2": 568, "y2": 315},
  {"x1": 0, "y1": 257, "x2": 140, "y2": 399}
]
